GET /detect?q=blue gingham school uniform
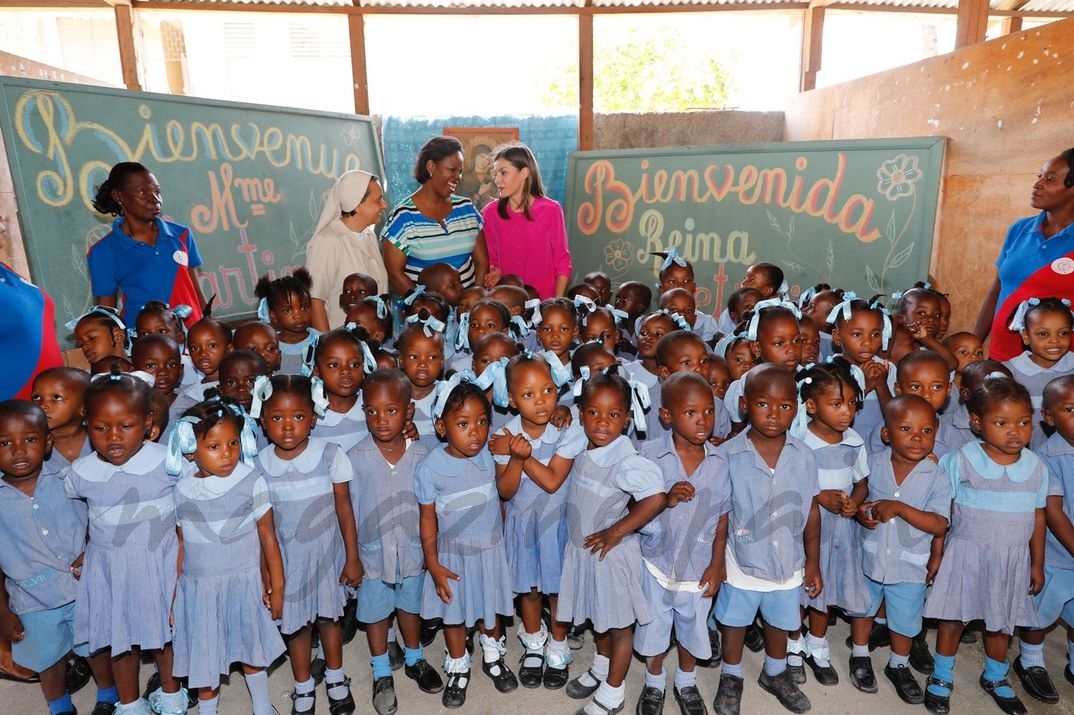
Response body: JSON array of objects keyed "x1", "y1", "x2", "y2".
[
  {"x1": 939, "y1": 402, "x2": 977, "y2": 453},
  {"x1": 348, "y1": 436, "x2": 428, "y2": 622},
  {"x1": 1003, "y1": 351, "x2": 1074, "y2": 449},
  {"x1": 557, "y1": 435, "x2": 664, "y2": 633},
  {"x1": 414, "y1": 446, "x2": 513, "y2": 628},
  {"x1": 0, "y1": 472, "x2": 89, "y2": 671},
  {"x1": 867, "y1": 418, "x2": 967, "y2": 460},
  {"x1": 621, "y1": 360, "x2": 659, "y2": 393},
  {"x1": 849, "y1": 357, "x2": 897, "y2": 444},
  {"x1": 410, "y1": 386, "x2": 438, "y2": 440},
  {"x1": 40, "y1": 437, "x2": 93, "y2": 477},
  {"x1": 171, "y1": 463, "x2": 285, "y2": 689},
  {"x1": 278, "y1": 328, "x2": 322, "y2": 376},
  {"x1": 493, "y1": 417, "x2": 587, "y2": 595},
  {"x1": 1030, "y1": 433, "x2": 1074, "y2": 627},
  {"x1": 795, "y1": 426, "x2": 871, "y2": 613},
  {"x1": 311, "y1": 398, "x2": 369, "y2": 451},
  {"x1": 923, "y1": 441, "x2": 1047, "y2": 633},
  {"x1": 166, "y1": 380, "x2": 218, "y2": 441},
  {"x1": 65, "y1": 442, "x2": 179, "y2": 654},
  {"x1": 257, "y1": 437, "x2": 352, "y2": 634}
]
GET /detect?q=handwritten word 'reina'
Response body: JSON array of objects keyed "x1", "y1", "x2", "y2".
[
  {"x1": 13, "y1": 91, "x2": 364, "y2": 209},
  {"x1": 576, "y1": 154, "x2": 882, "y2": 243}
]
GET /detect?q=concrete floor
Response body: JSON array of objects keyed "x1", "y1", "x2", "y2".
[{"x1": 6, "y1": 619, "x2": 1074, "y2": 714}]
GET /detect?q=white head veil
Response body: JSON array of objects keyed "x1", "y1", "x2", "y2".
[{"x1": 314, "y1": 170, "x2": 374, "y2": 235}]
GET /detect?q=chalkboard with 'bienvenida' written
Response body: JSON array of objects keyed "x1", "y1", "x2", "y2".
[
  {"x1": 565, "y1": 138, "x2": 946, "y2": 314},
  {"x1": 0, "y1": 76, "x2": 383, "y2": 344}
]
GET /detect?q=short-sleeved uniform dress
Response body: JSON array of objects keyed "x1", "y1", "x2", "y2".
[{"x1": 171, "y1": 463, "x2": 286, "y2": 688}]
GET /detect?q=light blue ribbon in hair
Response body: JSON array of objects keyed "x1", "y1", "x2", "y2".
[
  {"x1": 474, "y1": 357, "x2": 510, "y2": 408},
  {"x1": 776, "y1": 280, "x2": 790, "y2": 300},
  {"x1": 405, "y1": 311, "x2": 446, "y2": 337},
  {"x1": 572, "y1": 365, "x2": 592, "y2": 399},
  {"x1": 573, "y1": 295, "x2": 596, "y2": 314},
  {"x1": 454, "y1": 312, "x2": 472, "y2": 352},
  {"x1": 65, "y1": 305, "x2": 126, "y2": 334},
  {"x1": 712, "y1": 333, "x2": 739, "y2": 360},
  {"x1": 1008, "y1": 297, "x2": 1040, "y2": 332},
  {"x1": 824, "y1": 291, "x2": 859, "y2": 326},
  {"x1": 249, "y1": 375, "x2": 273, "y2": 419},
  {"x1": 605, "y1": 304, "x2": 629, "y2": 326},
  {"x1": 656, "y1": 247, "x2": 688, "y2": 270},
  {"x1": 797, "y1": 286, "x2": 816, "y2": 309},
  {"x1": 165, "y1": 416, "x2": 200, "y2": 475},
  {"x1": 310, "y1": 376, "x2": 329, "y2": 417},
  {"x1": 368, "y1": 295, "x2": 390, "y2": 320},
  {"x1": 627, "y1": 376, "x2": 652, "y2": 434},
  {"x1": 526, "y1": 298, "x2": 543, "y2": 326},
  {"x1": 538, "y1": 350, "x2": 573, "y2": 388},
  {"x1": 509, "y1": 314, "x2": 530, "y2": 338},
  {"x1": 744, "y1": 298, "x2": 801, "y2": 342},
  {"x1": 658, "y1": 309, "x2": 691, "y2": 332},
  {"x1": 256, "y1": 298, "x2": 271, "y2": 323},
  {"x1": 402, "y1": 285, "x2": 426, "y2": 306},
  {"x1": 827, "y1": 355, "x2": 868, "y2": 393},
  {"x1": 431, "y1": 372, "x2": 467, "y2": 419},
  {"x1": 359, "y1": 340, "x2": 377, "y2": 374}
]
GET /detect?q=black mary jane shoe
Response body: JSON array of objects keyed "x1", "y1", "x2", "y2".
[
  {"x1": 325, "y1": 676, "x2": 356, "y2": 715},
  {"x1": 66, "y1": 656, "x2": 92, "y2": 694},
  {"x1": 979, "y1": 675, "x2": 1027, "y2": 715},
  {"x1": 1012, "y1": 656, "x2": 1059, "y2": 704},
  {"x1": 910, "y1": 632, "x2": 935, "y2": 675},
  {"x1": 290, "y1": 689, "x2": 316, "y2": 715},
  {"x1": 804, "y1": 654, "x2": 839, "y2": 686},
  {"x1": 442, "y1": 670, "x2": 470, "y2": 709},
  {"x1": 923, "y1": 675, "x2": 952, "y2": 715},
  {"x1": 543, "y1": 662, "x2": 570, "y2": 690},
  {"x1": 482, "y1": 657, "x2": 519, "y2": 693},
  {"x1": 566, "y1": 669, "x2": 602, "y2": 699},
  {"x1": 519, "y1": 651, "x2": 544, "y2": 688}
]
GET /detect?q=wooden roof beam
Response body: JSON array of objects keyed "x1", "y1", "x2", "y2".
[{"x1": 955, "y1": 0, "x2": 990, "y2": 47}]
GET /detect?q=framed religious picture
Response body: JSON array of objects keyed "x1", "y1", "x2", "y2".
[{"x1": 443, "y1": 127, "x2": 520, "y2": 210}]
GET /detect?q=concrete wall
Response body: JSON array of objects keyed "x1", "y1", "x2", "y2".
[
  {"x1": 784, "y1": 18, "x2": 1074, "y2": 335},
  {"x1": 595, "y1": 110, "x2": 784, "y2": 149}
]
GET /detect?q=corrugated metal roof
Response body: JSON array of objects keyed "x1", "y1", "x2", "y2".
[{"x1": 135, "y1": 0, "x2": 1074, "y2": 10}]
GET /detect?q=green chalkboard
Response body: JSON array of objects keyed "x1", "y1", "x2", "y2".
[
  {"x1": 0, "y1": 77, "x2": 383, "y2": 344},
  {"x1": 565, "y1": 138, "x2": 945, "y2": 316}
]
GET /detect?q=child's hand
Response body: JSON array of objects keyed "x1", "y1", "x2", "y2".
[
  {"x1": 803, "y1": 566, "x2": 823, "y2": 600},
  {"x1": 69, "y1": 554, "x2": 84, "y2": 580},
  {"x1": 926, "y1": 452, "x2": 939, "y2": 463},
  {"x1": 699, "y1": 562, "x2": 725, "y2": 598},
  {"x1": 402, "y1": 419, "x2": 419, "y2": 442},
  {"x1": 926, "y1": 553, "x2": 942, "y2": 586},
  {"x1": 840, "y1": 497, "x2": 859, "y2": 519},
  {"x1": 268, "y1": 586, "x2": 283, "y2": 620},
  {"x1": 869, "y1": 499, "x2": 903, "y2": 524},
  {"x1": 488, "y1": 431, "x2": 510, "y2": 456},
  {"x1": 666, "y1": 481, "x2": 695, "y2": 508},
  {"x1": 339, "y1": 557, "x2": 362, "y2": 589},
  {"x1": 507, "y1": 432, "x2": 533, "y2": 461},
  {"x1": 906, "y1": 321, "x2": 931, "y2": 341},
  {"x1": 1030, "y1": 563, "x2": 1045, "y2": 596},
  {"x1": 429, "y1": 564, "x2": 460, "y2": 604},
  {"x1": 550, "y1": 405, "x2": 573, "y2": 429},
  {"x1": 584, "y1": 527, "x2": 623, "y2": 560},
  {"x1": 860, "y1": 361, "x2": 887, "y2": 393},
  {"x1": 816, "y1": 489, "x2": 846, "y2": 514},
  {"x1": 856, "y1": 501, "x2": 879, "y2": 530},
  {"x1": 0, "y1": 610, "x2": 24, "y2": 642}
]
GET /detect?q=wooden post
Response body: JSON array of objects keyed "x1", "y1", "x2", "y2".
[
  {"x1": 578, "y1": 11, "x2": 594, "y2": 151},
  {"x1": 112, "y1": 1, "x2": 142, "y2": 91},
  {"x1": 348, "y1": 10, "x2": 370, "y2": 116},
  {"x1": 800, "y1": 4, "x2": 826, "y2": 92},
  {"x1": 955, "y1": 0, "x2": 990, "y2": 49}
]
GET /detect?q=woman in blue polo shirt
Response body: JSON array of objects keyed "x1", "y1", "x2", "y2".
[
  {"x1": 975, "y1": 148, "x2": 1074, "y2": 360},
  {"x1": 86, "y1": 162, "x2": 207, "y2": 327}
]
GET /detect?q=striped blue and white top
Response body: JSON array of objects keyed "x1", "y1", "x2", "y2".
[{"x1": 381, "y1": 195, "x2": 483, "y2": 287}]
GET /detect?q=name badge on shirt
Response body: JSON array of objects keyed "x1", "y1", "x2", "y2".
[
  {"x1": 1051, "y1": 257, "x2": 1074, "y2": 275},
  {"x1": 173, "y1": 250, "x2": 189, "y2": 267}
]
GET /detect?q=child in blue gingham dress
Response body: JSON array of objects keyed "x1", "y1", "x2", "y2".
[
  {"x1": 167, "y1": 398, "x2": 285, "y2": 715},
  {"x1": 922, "y1": 376, "x2": 1047, "y2": 714}
]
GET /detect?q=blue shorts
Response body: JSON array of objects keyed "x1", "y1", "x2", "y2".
[
  {"x1": 713, "y1": 582, "x2": 800, "y2": 632},
  {"x1": 634, "y1": 568, "x2": 713, "y2": 659},
  {"x1": 1034, "y1": 565, "x2": 1074, "y2": 628},
  {"x1": 357, "y1": 574, "x2": 425, "y2": 624},
  {"x1": 849, "y1": 578, "x2": 927, "y2": 638},
  {"x1": 11, "y1": 602, "x2": 89, "y2": 673}
]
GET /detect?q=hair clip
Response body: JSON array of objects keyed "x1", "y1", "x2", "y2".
[
  {"x1": 454, "y1": 311, "x2": 472, "y2": 352},
  {"x1": 310, "y1": 376, "x2": 329, "y2": 417},
  {"x1": 256, "y1": 297, "x2": 271, "y2": 324},
  {"x1": 526, "y1": 298, "x2": 543, "y2": 326},
  {"x1": 402, "y1": 285, "x2": 426, "y2": 306},
  {"x1": 405, "y1": 311, "x2": 446, "y2": 337},
  {"x1": 249, "y1": 375, "x2": 273, "y2": 419},
  {"x1": 652, "y1": 247, "x2": 688, "y2": 271},
  {"x1": 165, "y1": 416, "x2": 200, "y2": 475},
  {"x1": 745, "y1": 298, "x2": 802, "y2": 341},
  {"x1": 65, "y1": 305, "x2": 126, "y2": 334},
  {"x1": 824, "y1": 291, "x2": 859, "y2": 326},
  {"x1": 473, "y1": 357, "x2": 509, "y2": 408}
]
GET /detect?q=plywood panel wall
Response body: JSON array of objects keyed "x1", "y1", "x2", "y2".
[{"x1": 784, "y1": 18, "x2": 1074, "y2": 336}]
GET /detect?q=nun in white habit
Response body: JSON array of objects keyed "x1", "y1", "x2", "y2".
[{"x1": 306, "y1": 170, "x2": 390, "y2": 331}]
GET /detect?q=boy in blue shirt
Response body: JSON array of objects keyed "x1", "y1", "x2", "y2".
[{"x1": 712, "y1": 364, "x2": 822, "y2": 715}]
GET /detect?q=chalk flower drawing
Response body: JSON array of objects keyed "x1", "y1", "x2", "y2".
[
  {"x1": 604, "y1": 239, "x2": 633, "y2": 273},
  {"x1": 876, "y1": 154, "x2": 922, "y2": 201}
]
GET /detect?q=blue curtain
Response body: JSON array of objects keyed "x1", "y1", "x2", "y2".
[{"x1": 381, "y1": 115, "x2": 578, "y2": 210}]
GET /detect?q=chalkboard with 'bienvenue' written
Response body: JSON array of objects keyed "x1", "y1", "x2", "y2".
[
  {"x1": 565, "y1": 138, "x2": 945, "y2": 313},
  {"x1": 0, "y1": 77, "x2": 383, "y2": 344}
]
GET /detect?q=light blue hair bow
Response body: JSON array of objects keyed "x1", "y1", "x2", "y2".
[
  {"x1": 310, "y1": 376, "x2": 329, "y2": 417},
  {"x1": 658, "y1": 309, "x2": 691, "y2": 332},
  {"x1": 655, "y1": 247, "x2": 688, "y2": 270},
  {"x1": 744, "y1": 299, "x2": 801, "y2": 342},
  {"x1": 454, "y1": 311, "x2": 472, "y2": 352},
  {"x1": 359, "y1": 340, "x2": 377, "y2": 374},
  {"x1": 605, "y1": 304, "x2": 629, "y2": 326},
  {"x1": 249, "y1": 375, "x2": 273, "y2": 419},
  {"x1": 474, "y1": 357, "x2": 510, "y2": 408},
  {"x1": 65, "y1": 305, "x2": 127, "y2": 334},
  {"x1": 626, "y1": 376, "x2": 652, "y2": 434},
  {"x1": 824, "y1": 291, "x2": 859, "y2": 325},
  {"x1": 1008, "y1": 297, "x2": 1041, "y2": 332},
  {"x1": 776, "y1": 280, "x2": 790, "y2": 300},
  {"x1": 431, "y1": 372, "x2": 468, "y2": 419},
  {"x1": 526, "y1": 298, "x2": 544, "y2": 326},
  {"x1": 797, "y1": 286, "x2": 817, "y2": 309},
  {"x1": 539, "y1": 350, "x2": 573, "y2": 388},
  {"x1": 827, "y1": 355, "x2": 868, "y2": 393},
  {"x1": 402, "y1": 285, "x2": 426, "y2": 306},
  {"x1": 256, "y1": 298, "x2": 271, "y2": 323},
  {"x1": 367, "y1": 295, "x2": 390, "y2": 320},
  {"x1": 509, "y1": 315, "x2": 530, "y2": 338},
  {"x1": 165, "y1": 416, "x2": 200, "y2": 476},
  {"x1": 573, "y1": 295, "x2": 596, "y2": 314},
  {"x1": 405, "y1": 311, "x2": 446, "y2": 337},
  {"x1": 712, "y1": 332, "x2": 739, "y2": 360},
  {"x1": 571, "y1": 365, "x2": 592, "y2": 399}
]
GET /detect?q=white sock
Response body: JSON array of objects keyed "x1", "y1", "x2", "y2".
[
  {"x1": 479, "y1": 633, "x2": 505, "y2": 664},
  {"x1": 852, "y1": 643, "x2": 871, "y2": 658},
  {"x1": 519, "y1": 623, "x2": 549, "y2": 653},
  {"x1": 198, "y1": 696, "x2": 219, "y2": 715},
  {"x1": 787, "y1": 635, "x2": 804, "y2": 666},
  {"x1": 806, "y1": 633, "x2": 831, "y2": 667},
  {"x1": 324, "y1": 667, "x2": 350, "y2": 700},
  {"x1": 547, "y1": 638, "x2": 572, "y2": 668},
  {"x1": 244, "y1": 669, "x2": 273, "y2": 715},
  {"x1": 673, "y1": 667, "x2": 696, "y2": 691},
  {"x1": 444, "y1": 653, "x2": 472, "y2": 674},
  {"x1": 293, "y1": 678, "x2": 315, "y2": 711},
  {"x1": 575, "y1": 654, "x2": 609, "y2": 688},
  {"x1": 644, "y1": 668, "x2": 666, "y2": 691},
  {"x1": 587, "y1": 681, "x2": 625, "y2": 712}
]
